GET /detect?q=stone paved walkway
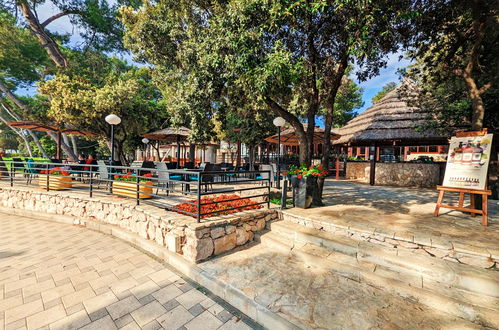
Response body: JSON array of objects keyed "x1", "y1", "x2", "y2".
[{"x1": 0, "y1": 212, "x2": 255, "y2": 330}]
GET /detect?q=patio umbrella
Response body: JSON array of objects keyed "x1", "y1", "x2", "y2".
[
  {"x1": 142, "y1": 127, "x2": 192, "y2": 167},
  {"x1": 7, "y1": 121, "x2": 96, "y2": 159},
  {"x1": 265, "y1": 124, "x2": 341, "y2": 146}
]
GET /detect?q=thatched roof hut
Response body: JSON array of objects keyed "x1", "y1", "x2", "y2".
[
  {"x1": 334, "y1": 81, "x2": 449, "y2": 146},
  {"x1": 266, "y1": 124, "x2": 340, "y2": 146}
]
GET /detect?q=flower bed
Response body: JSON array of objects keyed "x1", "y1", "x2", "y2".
[
  {"x1": 172, "y1": 194, "x2": 262, "y2": 218},
  {"x1": 38, "y1": 167, "x2": 72, "y2": 190},
  {"x1": 113, "y1": 172, "x2": 154, "y2": 199}
]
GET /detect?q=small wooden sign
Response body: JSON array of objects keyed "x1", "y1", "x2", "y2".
[{"x1": 434, "y1": 129, "x2": 493, "y2": 226}]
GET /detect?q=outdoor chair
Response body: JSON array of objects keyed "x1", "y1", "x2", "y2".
[
  {"x1": 25, "y1": 158, "x2": 37, "y2": 184},
  {"x1": 184, "y1": 161, "x2": 195, "y2": 169},
  {"x1": 257, "y1": 164, "x2": 275, "y2": 187},
  {"x1": 156, "y1": 162, "x2": 182, "y2": 195},
  {"x1": 96, "y1": 160, "x2": 111, "y2": 189}
]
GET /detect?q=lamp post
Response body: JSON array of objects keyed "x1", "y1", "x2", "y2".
[
  {"x1": 233, "y1": 129, "x2": 241, "y2": 168},
  {"x1": 141, "y1": 137, "x2": 149, "y2": 160},
  {"x1": 273, "y1": 116, "x2": 285, "y2": 189},
  {"x1": 105, "y1": 114, "x2": 121, "y2": 164}
]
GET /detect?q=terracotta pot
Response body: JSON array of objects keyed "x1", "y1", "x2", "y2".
[
  {"x1": 38, "y1": 175, "x2": 72, "y2": 190},
  {"x1": 112, "y1": 180, "x2": 153, "y2": 199}
]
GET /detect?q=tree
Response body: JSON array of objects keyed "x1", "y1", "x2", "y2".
[
  {"x1": 371, "y1": 82, "x2": 397, "y2": 104},
  {"x1": 120, "y1": 0, "x2": 411, "y2": 201},
  {"x1": 407, "y1": 0, "x2": 498, "y2": 130},
  {"x1": 38, "y1": 58, "x2": 168, "y2": 163}
]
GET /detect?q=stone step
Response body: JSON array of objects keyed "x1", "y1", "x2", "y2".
[
  {"x1": 259, "y1": 231, "x2": 499, "y2": 329},
  {"x1": 270, "y1": 220, "x2": 499, "y2": 299}
]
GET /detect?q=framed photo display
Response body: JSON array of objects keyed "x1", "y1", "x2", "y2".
[{"x1": 442, "y1": 133, "x2": 493, "y2": 190}]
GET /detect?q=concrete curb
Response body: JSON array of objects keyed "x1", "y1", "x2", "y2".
[{"x1": 0, "y1": 207, "x2": 300, "y2": 330}]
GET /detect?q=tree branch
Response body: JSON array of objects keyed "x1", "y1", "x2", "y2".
[{"x1": 41, "y1": 11, "x2": 79, "y2": 27}]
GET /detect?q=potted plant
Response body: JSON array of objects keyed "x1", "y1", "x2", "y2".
[
  {"x1": 284, "y1": 164, "x2": 327, "y2": 208},
  {"x1": 112, "y1": 172, "x2": 154, "y2": 199},
  {"x1": 38, "y1": 167, "x2": 72, "y2": 190}
]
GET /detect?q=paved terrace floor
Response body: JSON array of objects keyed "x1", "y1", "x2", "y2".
[
  {"x1": 285, "y1": 180, "x2": 499, "y2": 256},
  {"x1": 0, "y1": 212, "x2": 256, "y2": 330}
]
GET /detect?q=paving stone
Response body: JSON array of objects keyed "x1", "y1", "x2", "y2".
[
  {"x1": 151, "y1": 284, "x2": 183, "y2": 304},
  {"x1": 106, "y1": 295, "x2": 142, "y2": 320},
  {"x1": 26, "y1": 304, "x2": 66, "y2": 330},
  {"x1": 176, "y1": 289, "x2": 207, "y2": 310},
  {"x1": 49, "y1": 309, "x2": 92, "y2": 330},
  {"x1": 61, "y1": 286, "x2": 96, "y2": 309},
  {"x1": 114, "y1": 313, "x2": 134, "y2": 328},
  {"x1": 188, "y1": 303, "x2": 205, "y2": 317},
  {"x1": 142, "y1": 319, "x2": 162, "y2": 330},
  {"x1": 184, "y1": 310, "x2": 223, "y2": 330},
  {"x1": 5, "y1": 299, "x2": 44, "y2": 325},
  {"x1": 217, "y1": 317, "x2": 253, "y2": 330},
  {"x1": 215, "y1": 309, "x2": 234, "y2": 323},
  {"x1": 162, "y1": 299, "x2": 180, "y2": 312},
  {"x1": 156, "y1": 305, "x2": 193, "y2": 330},
  {"x1": 130, "y1": 301, "x2": 166, "y2": 327},
  {"x1": 65, "y1": 302, "x2": 85, "y2": 316},
  {"x1": 88, "y1": 308, "x2": 109, "y2": 322},
  {"x1": 79, "y1": 315, "x2": 117, "y2": 330},
  {"x1": 138, "y1": 294, "x2": 155, "y2": 306},
  {"x1": 41, "y1": 283, "x2": 74, "y2": 303},
  {"x1": 83, "y1": 290, "x2": 118, "y2": 315}
]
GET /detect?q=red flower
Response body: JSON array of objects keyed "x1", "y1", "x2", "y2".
[
  {"x1": 297, "y1": 174, "x2": 303, "y2": 179},
  {"x1": 309, "y1": 165, "x2": 314, "y2": 169},
  {"x1": 318, "y1": 164, "x2": 323, "y2": 170},
  {"x1": 282, "y1": 171, "x2": 288, "y2": 176},
  {"x1": 143, "y1": 173, "x2": 152, "y2": 178}
]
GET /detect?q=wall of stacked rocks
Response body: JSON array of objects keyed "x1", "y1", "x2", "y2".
[{"x1": 0, "y1": 186, "x2": 278, "y2": 263}]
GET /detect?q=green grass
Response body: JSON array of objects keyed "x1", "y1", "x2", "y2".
[{"x1": 270, "y1": 198, "x2": 293, "y2": 206}]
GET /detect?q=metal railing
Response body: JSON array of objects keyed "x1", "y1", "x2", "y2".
[{"x1": 0, "y1": 160, "x2": 272, "y2": 222}]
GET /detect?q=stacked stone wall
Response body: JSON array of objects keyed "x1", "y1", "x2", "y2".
[{"x1": 0, "y1": 187, "x2": 278, "y2": 262}]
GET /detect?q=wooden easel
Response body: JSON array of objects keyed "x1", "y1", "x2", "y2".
[
  {"x1": 433, "y1": 129, "x2": 492, "y2": 226},
  {"x1": 433, "y1": 186, "x2": 491, "y2": 226}
]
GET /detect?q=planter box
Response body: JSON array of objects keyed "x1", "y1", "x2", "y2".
[
  {"x1": 112, "y1": 181, "x2": 153, "y2": 199},
  {"x1": 38, "y1": 175, "x2": 72, "y2": 190},
  {"x1": 291, "y1": 176, "x2": 323, "y2": 208}
]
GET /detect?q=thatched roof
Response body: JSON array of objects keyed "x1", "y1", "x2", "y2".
[
  {"x1": 143, "y1": 127, "x2": 191, "y2": 142},
  {"x1": 334, "y1": 81, "x2": 448, "y2": 146},
  {"x1": 265, "y1": 124, "x2": 340, "y2": 146}
]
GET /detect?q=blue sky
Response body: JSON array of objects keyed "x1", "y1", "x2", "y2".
[{"x1": 16, "y1": 2, "x2": 411, "y2": 116}]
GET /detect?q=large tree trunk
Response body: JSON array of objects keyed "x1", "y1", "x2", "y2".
[
  {"x1": 18, "y1": 1, "x2": 68, "y2": 67},
  {"x1": 0, "y1": 101, "x2": 49, "y2": 158},
  {"x1": 47, "y1": 132, "x2": 77, "y2": 160},
  {"x1": 71, "y1": 136, "x2": 78, "y2": 156},
  {"x1": 319, "y1": 54, "x2": 349, "y2": 196},
  {"x1": 0, "y1": 113, "x2": 33, "y2": 157},
  {"x1": 264, "y1": 97, "x2": 310, "y2": 165}
]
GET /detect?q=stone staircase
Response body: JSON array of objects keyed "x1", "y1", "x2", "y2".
[{"x1": 260, "y1": 220, "x2": 499, "y2": 329}]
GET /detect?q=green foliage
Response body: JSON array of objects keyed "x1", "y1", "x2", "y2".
[
  {"x1": 38, "y1": 54, "x2": 168, "y2": 157},
  {"x1": 406, "y1": 0, "x2": 498, "y2": 130},
  {"x1": 0, "y1": 10, "x2": 51, "y2": 87},
  {"x1": 30, "y1": 135, "x2": 56, "y2": 157},
  {"x1": 371, "y1": 82, "x2": 396, "y2": 104}
]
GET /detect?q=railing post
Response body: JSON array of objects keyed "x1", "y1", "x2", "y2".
[
  {"x1": 46, "y1": 163, "x2": 49, "y2": 191},
  {"x1": 10, "y1": 162, "x2": 13, "y2": 187},
  {"x1": 136, "y1": 174, "x2": 140, "y2": 206},
  {"x1": 197, "y1": 172, "x2": 201, "y2": 223},
  {"x1": 280, "y1": 179, "x2": 288, "y2": 209},
  {"x1": 267, "y1": 171, "x2": 271, "y2": 209},
  {"x1": 89, "y1": 165, "x2": 93, "y2": 198}
]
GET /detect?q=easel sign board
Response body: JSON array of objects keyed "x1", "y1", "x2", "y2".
[{"x1": 442, "y1": 133, "x2": 493, "y2": 190}]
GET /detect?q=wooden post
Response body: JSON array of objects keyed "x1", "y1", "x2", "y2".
[
  {"x1": 369, "y1": 144, "x2": 377, "y2": 186},
  {"x1": 335, "y1": 157, "x2": 340, "y2": 180}
]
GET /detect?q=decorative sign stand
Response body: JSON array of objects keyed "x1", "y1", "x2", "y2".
[{"x1": 434, "y1": 129, "x2": 493, "y2": 226}]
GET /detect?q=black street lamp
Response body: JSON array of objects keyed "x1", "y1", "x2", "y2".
[
  {"x1": 273, "y1": 116, "x2": 285, "y2": 189},
  {"x1": 105, "y1": 114, "x2": 121, "y2": 164}
]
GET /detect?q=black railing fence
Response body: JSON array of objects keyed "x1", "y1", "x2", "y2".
[{"x1": 0, "y1": 161, "x2": 272, "y2": 222}]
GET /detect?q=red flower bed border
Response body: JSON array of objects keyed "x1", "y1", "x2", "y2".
[{"x1": 172, "y1": 194, "x2": 262, "y2": 219}]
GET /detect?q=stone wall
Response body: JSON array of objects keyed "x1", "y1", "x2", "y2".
[
  {"x1": 0, "y1": 186, "x2": 278, "y2": 263},
  {"x1": 346, "y1": 162, "x2": 441, "y2": 188},
  {"x1": 345, "y1": 162, "x2": 369, "y2": 180}
]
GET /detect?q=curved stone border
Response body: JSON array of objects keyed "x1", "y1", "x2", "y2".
[
  {"x1": 0, "y1": 186, "x2": 278, "y2": 263},
  {"x1": 282, "y1": 211, "x2": 497, "y2": 269}
]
